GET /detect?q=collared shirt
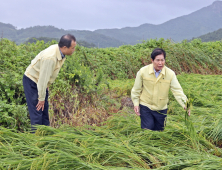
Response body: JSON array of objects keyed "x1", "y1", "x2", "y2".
[
  {"x1": 25, "y1": 44, "x2": 66, "y2": 101},
  {"x1": 154, "y1": 68, "x2": 161, "y2": 78},
  {"x1": 59, "y1": 48, "x2": 65, "y2": 59},
  {"x1": 131, "y1": 64, "x2": 187, "y2": 110}
]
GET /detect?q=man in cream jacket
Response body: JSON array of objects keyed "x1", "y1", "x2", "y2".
[
  {"x1": 131, "y1": 48, "x2": 190, "y2": 131},
  {"x1": 23, "y1": 34, "x2": 76, "y2": 131}
]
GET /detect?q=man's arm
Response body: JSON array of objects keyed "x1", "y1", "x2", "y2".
[
  {"x1": 170, "y1": 73, "x2": 190, "y2": 116},
  {"x1": 36, "y1": 58, "x2": 55, "y2": 111},
  {"x1": 131, "y1": 70, "x2": 143, "y2": 116}
]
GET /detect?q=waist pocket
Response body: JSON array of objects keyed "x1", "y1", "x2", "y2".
[{"x1": 159, "y1": 98, "x2": 168, "y2": 108}]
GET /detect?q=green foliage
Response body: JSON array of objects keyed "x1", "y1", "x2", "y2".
[
  {"x1": 61, "y1": 53, "x2": 105, "y2": 94},
  {"x1": 0, "y1": 37, "x2": 222, "y2": 169},
  {"x1": 74, "y1": 38, "x2": 222, "y2": 80},
  {"x1": 0, "y1": 39, "x2": 57, "y2": 130},
  {"x1": 0, "y1": 100, "x2": 30, "y2": 131},
  {"x1": 1, "y1": 38, "x2": 222, "y2": 131}
]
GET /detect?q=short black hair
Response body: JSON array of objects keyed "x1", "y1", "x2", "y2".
[
  {"x1": 58, "y1": 34, "x2": 76, "y2": 48},
  {"x1": 151, "y1": 48, "x2": 166, "y2": 60}
]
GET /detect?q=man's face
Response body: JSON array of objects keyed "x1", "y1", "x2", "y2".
[
  {"x1": 63, "y1": 40, "x2": 77, "y2": 55},
  {"x1": 151, "y1": 54, "x2": 165, "y2": 71}
]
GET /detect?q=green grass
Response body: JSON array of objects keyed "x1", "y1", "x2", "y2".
[{"x1": 0, "y1": 74, "x2": 222, "y2": 169}]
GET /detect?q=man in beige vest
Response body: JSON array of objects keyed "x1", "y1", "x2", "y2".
[
  {"x1": 131, "y1": 48, "x2": 190, "y2": 131},
  {"x1": 23, "y1": 34, "x2": 76, "y2": 132}
]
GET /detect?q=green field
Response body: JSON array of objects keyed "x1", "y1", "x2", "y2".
[{"x1": 0, "y1": 38, "x2": 222, "y2": 169}]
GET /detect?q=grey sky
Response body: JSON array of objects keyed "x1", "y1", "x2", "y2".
[{"x1": 0, "y1": 0, "x2": 219, "y2": 31}]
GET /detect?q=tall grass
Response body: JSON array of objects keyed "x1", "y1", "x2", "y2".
[{"x1": 0, "y1": 111, "x2": 221, "y2": 169}]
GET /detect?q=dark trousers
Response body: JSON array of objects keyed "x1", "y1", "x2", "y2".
[
  {"x1": 23, "y1": 75, "x2": 49, "y2": 131},
  {"x1": 139, "y1": 104, "x2": 167, "y2": 131}
]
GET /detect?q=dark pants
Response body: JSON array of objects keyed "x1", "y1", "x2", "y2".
[
  {"x1": 23, "y1": 75, "x2": 49, "y2": 131},
  {"x1": 139, "y1": 104, "x2": 167, "y2": 131}
]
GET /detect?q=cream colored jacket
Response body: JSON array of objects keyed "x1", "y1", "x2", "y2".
[
  {"x1": 25, "y1": 44, "x2": 66, "y2": 101},
  {"x1": 131, "y1": 64, "x2": 187, "y2": 111}
]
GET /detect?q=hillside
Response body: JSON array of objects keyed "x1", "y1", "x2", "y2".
[
  {"x1": 192, "y1": 28, "x2": 222, "y2": 42},
  {"x1": 95, "y1": 1, "x2": 222, "y2": 43},
  {"x1": 0, "y1": 22, "x2": 17, "y2": 39},
  {"x1": 0, "y1": 23, "x2": 125, "y2": 48}
]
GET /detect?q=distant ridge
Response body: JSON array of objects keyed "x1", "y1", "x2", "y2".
[
  {"x1": 1, "y1": 1, "x2": 222, "y2": 47},
  {"x1": 94, "y1": 1, "x2": 222, "y2": 44},
  {"x1": 0, "y1": 23, "x2": 125, "y2": 48}
]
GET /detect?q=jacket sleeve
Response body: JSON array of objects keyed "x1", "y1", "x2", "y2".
[
  {"x1": 131, "y1": 70, "x2": 143, "y2": 106},
  {"x1": 37, "y1": 58, "x2": 56, "y2": 101},
  {"x1": 170, "y1": 73, "x2": 187, "y2": 108}
]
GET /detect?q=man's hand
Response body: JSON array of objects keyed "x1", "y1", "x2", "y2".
[
  {"x1": 134, "y1": 106, "x2": 140, "y2": 116},
  {"x1": 184, "y1": 107, "x2": 191, "y2": 116},
  {"x1": 36, "y1": 100, "x2": 45, "y2": 111}
]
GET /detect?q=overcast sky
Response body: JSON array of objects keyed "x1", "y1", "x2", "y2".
[{"x1": 0, "y1": 0, "x2": 219, "y2": 31}]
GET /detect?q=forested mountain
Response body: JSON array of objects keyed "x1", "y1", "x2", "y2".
[
  {"x1": 95, "y1": 1, "x2": 222, "y2": 44},
  {"x1": 0, "y1": 22, "x2": 17, "y2": 39},
  {"x1": 1, "y1": 1, "x2": 222, "y2": 47},
  {"x1": 192, "y1": 28, "x2": 222, "y2": 42},
  {"x1": 0, "y1": 24, "x2": 125, "y2": 48}
]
